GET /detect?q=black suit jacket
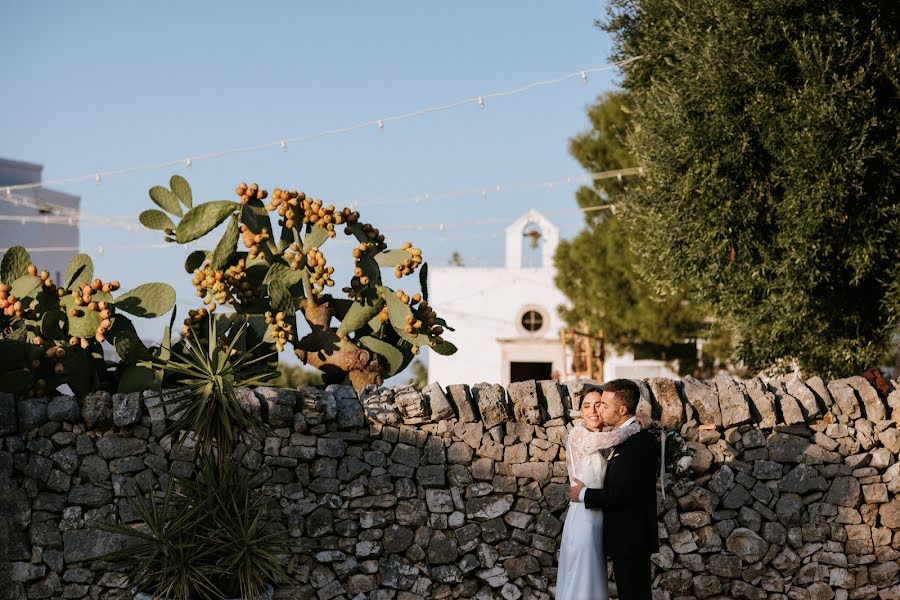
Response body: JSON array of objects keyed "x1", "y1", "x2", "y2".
[{"x1": 584, "y1": 429, "x2": 659, "y2": 558}]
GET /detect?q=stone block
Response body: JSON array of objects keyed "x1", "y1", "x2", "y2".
[
  {"x1": 448, "y1": 384, "x2": 478, "y2": 422},
  {"x1": 423, "y1": 382, "x2": 454, "y2": 421},
  {"x1": 507, "y1": 380, "x2": 541, "y2": 424},
  {"x1": 471, "y1": 383, "x2": 510, "y2": 428},
  {"x1": 112, "y1": 392, "x2": 142, "y2": 426},
  {"x1": 715, "y1": 374, "x2": 751, "y2": 428},
  {"x1": 81, "y1": 391, "x2": 112, "y2": 428}
]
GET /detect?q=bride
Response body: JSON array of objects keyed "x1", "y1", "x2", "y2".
[{"x1": 555, "y1": 387, "x2": 647, "y2": 600}]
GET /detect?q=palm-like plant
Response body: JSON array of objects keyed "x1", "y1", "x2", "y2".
[
  {"x1": 98, "y1": 457, "x2": 290, "y2": 600},
  {"x1": 157, "y1": 317, "x2": 278, "y2": 468},
  {"x1": 94, "y1": 317, "x2": 290, "y2": 599}
]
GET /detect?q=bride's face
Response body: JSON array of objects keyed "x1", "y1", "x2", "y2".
[{"x1": 580, "y1": 392, "x2": 603, "y2": 431}]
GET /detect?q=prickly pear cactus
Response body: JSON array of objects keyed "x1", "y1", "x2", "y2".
[
  {"x1": 0, "y1": 246, "x2": 176, "y2": 396},
  {"x1": 142, "y1": 176, "x2": 456, "y2": 389}
]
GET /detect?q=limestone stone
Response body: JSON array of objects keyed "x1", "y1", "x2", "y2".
[
  {"x1": 507, "y1": 380, "x2": 541, "y2": 424},
  {"x1": 648, "y1": 377, "x2": 684, "y2": 429},
  {"x1": 538, "y1": 380, "x2": 566, "y2": 420},
  {"x1": 448, "y1": 384, "x2": 478, "y2": 422},
  {"x1": 394, "y1": 385, "x2": 429, "y2": 424},
  {"x1": 786, "y1": 374, "x2": 822, "y2": 419},
  {"x1": 18, "y1": 397, "x2": 49, "y2": 431},
  {"x1": 826, "y1": 476, "x2": 861, "y2": 508},
  {"x1": 725, "y1": 528, "x2": 769, "y2": 564},
  {"x1": 81, "y1": 391, "x2": 112, "y2": 428},
  {"x1": 780, "y1": 464, "x2": 828, "y2": 495},
  {"x1": 879, "y1": 497, "x2": 900, "y2": 528},
  {"x1": 827, "y1": 378, "x2": 862, "y2": 419},
  {"x1": 331, "y1": 388, "x2": 365, "y2": 429},
  {"x1": 359, "y1": 386, "x2": 400, "y2": 425},
  {"x1": 95, "y1": 437, "x2": 146, "y2": 459},
  {"x1": 848, "y1": 376, "x2": 886, "y2": 422},
  {"x1": 775, "y1": 385, "x2": 806, "y2": 426},
  {"x1": 682, "y1": 376, "x2": 721, "y2": 427},
  {"x1": 472, "y1": 383, "x2": 510, "y2": 428},
  {"x1": 47, "y1": 396, "x2": 80, "y2": 422},
  {"x1": 745, "y1": 378, "x2": 777, "y2": 429},
  {"x1": 423, "y1": 383, "x2": 454, "y2": 422},
  {"x1": 466, "y1": 495, "x2": 514, "y2": 520},
  {"x1": 111, "y1": 392, "x2": 142, "y2": 426},
  {"x1": 715, "y1": 374, "x2": 751, "y2": 428}
]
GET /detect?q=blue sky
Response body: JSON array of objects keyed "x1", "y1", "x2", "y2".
[{"x1": 1, "y1": 2, "x2": 622, "y2": 375}]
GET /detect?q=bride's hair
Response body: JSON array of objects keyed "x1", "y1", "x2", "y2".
[{"x1": 598, "y1": 379, "x2": 639, "y2": 415}]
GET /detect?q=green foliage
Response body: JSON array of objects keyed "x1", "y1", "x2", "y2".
[
  {"x1": 148, "y1": 317, "x2": 277, "y2": 465},
  {"x1": 555, "y1": 92, "x2": 718, "y2": 372},
  {"x1": 268, "y1": 363, "x2": 323, "y2": 388},
  {"x1": 604, "y1": 0, "x2": 900, "y2": 375},
  {"x1": 0, "y1": 247, "x2": 175, "y2": 397},
  {"x1": 143, "y1": 177, "x2": 455, "y2": 388},
  {"x1": 405, "y1": 358, "x2": 428, "y2": 391},
  {"x1": 95, "y1": 457, "x2": 289, "y2": 600}
]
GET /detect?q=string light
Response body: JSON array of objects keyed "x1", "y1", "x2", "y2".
[
  {"x1": 1, "y1": 58, "x2": 642, "y2": 193},
  {"x1": 0, "y1": 166, "x2": 642, "y2": 227}
]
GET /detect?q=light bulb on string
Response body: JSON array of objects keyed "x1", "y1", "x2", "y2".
[
  {"x1": 378, "y1": 120, "x2": 384, "y2": 131},
  {"x1": 95, "y1": 173, "x2": 102, "y2": 185},
  {"x1": 186, "y1": 158, "x2": 193, "y2": 169},
  {"x1": 581, "y1": 71, "x2": 588, "y2": 84},
  {"x1": 478, "y1": 96, "x2": 485, "y2": 110},
  {"x1": 280, "y1": 140, "x2": 288, "y2": 152}
]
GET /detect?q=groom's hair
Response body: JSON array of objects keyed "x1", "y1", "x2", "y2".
[{"x1": 602, "y1": 379, "x2": 640, "y2": 415}]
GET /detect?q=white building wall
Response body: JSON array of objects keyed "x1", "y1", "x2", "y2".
[
  {"x1": 0, "y1": 159, "x2": 80, "y2": 284},
  {"x1": 427, "y1": 209, "x2": 681, "y2": 386},
  {"x1": 427, "y1": 265, "x2": 568, "y2": 386}
]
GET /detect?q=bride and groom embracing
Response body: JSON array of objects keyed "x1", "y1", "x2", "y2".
[{"x1": 556, "y1": 379, "x2": 660, "y2": 600}]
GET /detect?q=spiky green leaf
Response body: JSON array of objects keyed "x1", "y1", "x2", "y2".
[
  {"x1": 211, "y1": 216, "x2": 239, "y2": 270},
  {"x1": 149, "y1": 185, "x2": 183, "y2": 217},
  {"x1": 176, "y1": 201, "x2": 238, "y2": 244},
  {"x1": 65, "y1": 254, "x2": 94, "y2": 291},
  {"x1": 358, "y1": 335, "x2": 405, "y2": 376},
  {"x1": 0, "y1": 246, "x2": 31, "y2": 285},
  {"x1": 115, "y1": 283, "x2": 177, "y2": 318},
  {"x1": 170, "y1": 175, "x2": 193, "y2": 210},
  {"x1": 139, "y1": 209, "x2": 176, "y2": 232}
]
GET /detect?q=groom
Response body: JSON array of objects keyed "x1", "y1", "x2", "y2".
[{"x1": 568, "y1": 379, "x2": 659, "y2": 600}]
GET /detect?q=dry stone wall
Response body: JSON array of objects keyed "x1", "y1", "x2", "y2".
[{"x1": 2, "y1": 373, "x2": 900, "y2": 599}]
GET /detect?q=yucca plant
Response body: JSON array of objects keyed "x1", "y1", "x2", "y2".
[
  {"x1": 97, "y1": 457, "x2": 290, "y2": 600},
  {"x1": 155, "y1": 316, "x2": 278, "y2": 469},
  {"x1": 93, "y1": 316, "x2": 289, "y2": 599}
]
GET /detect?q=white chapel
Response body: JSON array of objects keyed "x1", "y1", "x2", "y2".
[{"x1": 427, "y1": 209, "x2": 678, "y2": 386}]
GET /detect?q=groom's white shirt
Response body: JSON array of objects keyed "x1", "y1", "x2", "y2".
[{"x1": 578, "y1": 415, "x2": 637, "y2": 503}]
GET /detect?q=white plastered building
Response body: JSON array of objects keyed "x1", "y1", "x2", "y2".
[{"x1": 427, "y1": 209, "x2": 678, "y2": 386}]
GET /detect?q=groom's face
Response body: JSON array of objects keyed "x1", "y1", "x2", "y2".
[{"x1": 598, "y1": 391, "x2": 628, "y2": 426}]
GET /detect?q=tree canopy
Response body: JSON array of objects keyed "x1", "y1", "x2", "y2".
[
  {"x1": 555, "y1": 92, "x2": 712, "y2": 371},
  {"x1": 604, "y1": 0, "x2": 900, "y2": 375}
]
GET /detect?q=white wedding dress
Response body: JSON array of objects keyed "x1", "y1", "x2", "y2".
[{"x1": 555, "y1": 423, "x2": 641, "y2": 600}]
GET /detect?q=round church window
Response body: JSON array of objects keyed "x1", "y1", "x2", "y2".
[{"x1": 521, "y1": 310, "x2": 544, "y2": 332}]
